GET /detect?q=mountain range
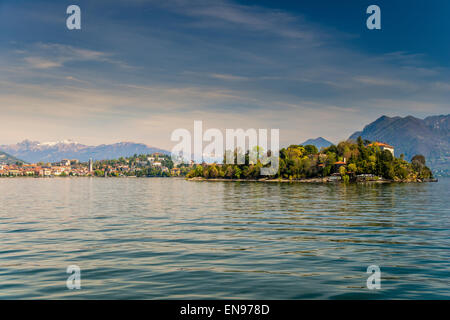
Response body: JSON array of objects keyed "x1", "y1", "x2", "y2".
[
  {"x1": 300, "y1": 137, "x2": 333, "y2": 150},
  {"x1": 349, "y1": 114, "x2": 450, "y2": 174},
  {"x1": 0, "y1": 140, "x2": 169, "y2": 163}
]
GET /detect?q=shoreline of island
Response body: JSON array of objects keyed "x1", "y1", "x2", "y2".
[
  {"x1": 0, "y1": 175, "x2": 439, "y2": 183},
  {"x1": 186, "y1": 177, "x2": 438, "y2": 183}
]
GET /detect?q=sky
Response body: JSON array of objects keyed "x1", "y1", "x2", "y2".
[{"x1": 0, "y1": 0, "x2": 449, "y2": 149}]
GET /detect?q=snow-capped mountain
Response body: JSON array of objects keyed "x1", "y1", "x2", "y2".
[
  {"x1": 0, "y1": 140, "x2": 169, "y2": 163},
  {"x1": 37, "y1": 139, "x2": 79, "y2": 147}
]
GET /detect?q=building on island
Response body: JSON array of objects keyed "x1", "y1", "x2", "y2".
[
  {"x1": 368, "y1": 142, "x2": 394, "y2": 156},
  {"x1": 334, "y1": 157, "x2": 347, "y2": 170}
]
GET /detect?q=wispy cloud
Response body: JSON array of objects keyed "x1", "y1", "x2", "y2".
[
  {"x1": 354, "y1": 76, "x2": 418, "y2": 90},
  {"x1": 20, "y1": 43, "x2": 131, "y2": 70},
  {"x1": 186, "y1": 3, "x2": 314, "y2": 39},
  {"x1": 24, "y1": 57, "x2": 62, "y2": 69},
  {"x1": 209, "y1": 73, "x2": 249, "y2": 81}
]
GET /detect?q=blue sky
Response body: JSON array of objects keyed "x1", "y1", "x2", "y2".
[{"x1": 0, "y1": 0, "x2": 449, "y2": 148}]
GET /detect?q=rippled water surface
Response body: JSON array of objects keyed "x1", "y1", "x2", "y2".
[{"x1": 0, "y1": 178, "x2": 449, "y2": 299}]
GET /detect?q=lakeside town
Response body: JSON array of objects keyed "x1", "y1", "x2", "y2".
[{"x1": 0, "y1": 153, "x2": 192, "y2": 178}]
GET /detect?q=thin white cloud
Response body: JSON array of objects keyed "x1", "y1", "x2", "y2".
[
  {"x1": 20, "y1": 42, "x2": 132, "y2": 70},
  {"x1": 354, "y1": 76, "x2": 418, "y2": 90},
  {"x1": 209, "y1": 73, "x2": 249, "y2": 81},
  {"x1": 188, "y1": 4, "x2": 312, "y2": 39},
  {"x1": 24, "y1": 57, "x2": 62, "y2": 69},
  {"x1": 152, "y1": 0, "x2": 320, "y2": 41}
]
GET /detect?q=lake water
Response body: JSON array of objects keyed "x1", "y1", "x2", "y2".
[{"x1": 0, "y1": 178, "x2": 449, "y2": 299}]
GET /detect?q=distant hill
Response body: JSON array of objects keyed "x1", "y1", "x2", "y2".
[
  {"x1": 349, "y1": 114, "x2": 450, "y2": 174},
  {"x1": 0, "y1": 140, "x2": 169, "y2": 163},
  {"x1": 301, "y1": 137, "x2": 333, "y2": 150},
  {"x1": 0, "y1": 150, "x2": 25, "y2": 165}
]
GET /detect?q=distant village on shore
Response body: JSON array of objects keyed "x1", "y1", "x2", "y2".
[{"x1": 0, "y1": 153, "x2": 191, "y2": 178}]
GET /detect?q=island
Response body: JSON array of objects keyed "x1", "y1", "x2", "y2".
[{"x1": 186, "y1": 137, "x2": 436, "y2": 183}]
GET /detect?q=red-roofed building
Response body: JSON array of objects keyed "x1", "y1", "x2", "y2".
[{"x1": 369, "y1": 142, "x2": 394, "y2": 156}]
